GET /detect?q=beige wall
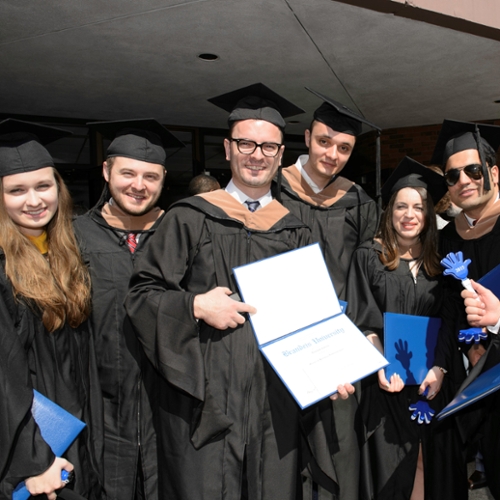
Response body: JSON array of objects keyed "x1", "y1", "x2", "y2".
[
  {"x1": 390, "y1": 0, "x2": 500, "y2": 30},
  {"x1": 334, "y1": 0, "x2": 500, "y2": 40}
]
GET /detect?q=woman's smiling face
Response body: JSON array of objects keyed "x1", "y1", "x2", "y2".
[
  {"x1": 2, "y1": 166, "x2": 59, "y2": 237},
  {"x1": 392, "y1": 187, "x2": 425, "y2": 244}
]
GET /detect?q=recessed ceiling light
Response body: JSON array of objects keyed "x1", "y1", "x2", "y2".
[{"x1": 198, "y1": 53, "x2": 219, "y2": 61}]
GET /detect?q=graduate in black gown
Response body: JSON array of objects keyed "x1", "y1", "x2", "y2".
[
  {"x1": 276, "y1": 88, "x2": 381, "y2": 500},
  {"x1": 346, "y1": 157, "x2": 467, "y2": 500},
  {"x1": 125, "y1": 84, "x2": 341, "y2": 499},
  {"x1": 0, "y1": 120, "x2": 103, "y2": 500},
  {"x1": 74, "y1": 119, "x2": 184, "y2": 500},
  {"x1": 429, "y1": 120, "x2": 500, "y2": 496}
]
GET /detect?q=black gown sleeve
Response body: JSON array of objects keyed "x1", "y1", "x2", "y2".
[
  {"x1": 348, "y1": 197, "x2": 381, "y2": 248},
  {"x1": 433, "y1": 281, "x2": 463, "y2": 373},
  {"x1": 125, "y1": 207, "x2": 206, "y2": 402},
  {"x1": 0, "y1": 274, "x2": 54, "y2": 494},
  {"x1": 345, "y1": 243, "x2": 384, "y2": 338}
]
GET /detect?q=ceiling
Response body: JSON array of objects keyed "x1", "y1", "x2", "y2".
[{"x1": 1, "y1": 0, "x2": 500, "y2": 137}]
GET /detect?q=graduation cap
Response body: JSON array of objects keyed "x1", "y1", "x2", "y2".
[
  {"x1": 87, "y1": 119, "x2": 185, "y2": 167},
  {"x1": 0, "y1": 119, "x2": 72, "y2": 177},
  {"x1": 431, "y1": 119, "x2": 500, "y2": 192},
  {"x1": 381, "y1": 156, "x2": 447, "y2": 206},
  {"x1": 306, "y1": 87, "x2": 380, "y2": 137},
  {"x1": 306, "y1": 87, "x2": 383, "y2": 205},
  {"x1": 208, "y1": 83, "x2": 304, "y2": 130}
]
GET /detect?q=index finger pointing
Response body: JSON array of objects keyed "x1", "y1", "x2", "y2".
[{"x1": 238, "y1": 302, "x2": 257, "y2": 315}]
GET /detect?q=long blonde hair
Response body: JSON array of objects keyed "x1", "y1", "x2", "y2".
[{"x1": 0, "y1": 168, "x2": 91, "y2": 332}]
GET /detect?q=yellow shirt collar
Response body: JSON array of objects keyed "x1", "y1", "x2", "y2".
[{"x1": 26, "y1": 231, "x2": 48, "y2": 255}]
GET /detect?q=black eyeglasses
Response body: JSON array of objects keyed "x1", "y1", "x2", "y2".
[
  {"x1": 229, "y1": 138, "x2": 282, "y2": 158},
  {"x1": 444, "y1": 164, "x2": 483, "y2": 187}
]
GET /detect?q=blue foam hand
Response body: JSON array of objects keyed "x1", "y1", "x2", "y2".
[
  {"x1": 409, "y1": 400, "x2": 435, "y2": 424},
  {"x1": 441, "y1": 252, "x2": 471, "y2": 280},
  {"x1": 458, "y1": 327, "x2": 488, "y2": 344}
]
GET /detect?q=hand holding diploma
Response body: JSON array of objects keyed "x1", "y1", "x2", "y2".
[
  {"x1": 232, "y1": 244, "x2": 388, "y2": 408},
  {"x1": 378, "y1": 370, "x2": 405, "y2": 393},
  {"x1": 330, "y1": 383, "x2": 355, "y2": 401},
  {"x1": 367, "y1": 332, "x2": 404, "y2": 392},
  {"x1": 25, "y1": 457, "x2": 74, "y2": 500}
]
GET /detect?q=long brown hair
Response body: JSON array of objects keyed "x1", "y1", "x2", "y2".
[
  {"x1": 377, "y1": 186, "x2": 441, "y2": 276},
  {"x1": 0, "y1": 168, "x2": 91, "y2": 332}
]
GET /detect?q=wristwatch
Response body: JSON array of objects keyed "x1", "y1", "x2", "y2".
[{"x1": 434, "y1": 366, "x2": 447, "y2": 374}]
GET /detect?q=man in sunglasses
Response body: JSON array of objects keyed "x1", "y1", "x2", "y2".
[
  {"x1": 429, "y1": 119, "x2": 500, "y2": 496},
  {"x1": 125, "y1": 84, "x2": 340, "y2": 499}
]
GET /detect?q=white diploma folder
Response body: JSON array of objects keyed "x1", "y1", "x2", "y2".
[{"x1": 233, "y1": 243, "x2": 388, "y2": 408}]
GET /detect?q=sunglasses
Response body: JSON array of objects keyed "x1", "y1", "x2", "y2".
[{"x1": 444, "y1": 164, "x2": 483, "y2": 187}]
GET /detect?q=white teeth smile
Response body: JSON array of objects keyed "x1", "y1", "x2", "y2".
[
  {"x1": 24, "y1": 209, "x2": 45, "y2": 215},
  {"x1": 246, "y1": 166, "x2": 265, "y2": 171}
]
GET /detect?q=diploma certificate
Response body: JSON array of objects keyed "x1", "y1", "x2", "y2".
[{"x1": 233, "y1": 243, "x2": 387, "y2": 408}]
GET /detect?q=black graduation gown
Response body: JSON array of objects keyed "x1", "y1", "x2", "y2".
[
  {"x1": 438, "y1": 211, "x2": 500, "y2": 499},
  {"x1": 0, "y1": 252, "x2": 103, "y2": 499},
  {"x1": 74, "y1": 202, "x2": 161, "y2": 500},
  {"x1": 278, "y1": 163, "x2": 381, "y2": 500},
  {"x1": 125, "y1": 191, "x2": 336, "y2": 500},
  {"x1": 278, "y1": 163, "x2": 381, "y2": 301},
  {"x1": 346, "y1": 241, "x2": 467, "y2": 500}
]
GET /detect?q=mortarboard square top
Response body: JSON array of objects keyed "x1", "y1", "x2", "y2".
[
  {"x1": 87, "y1": 119, "x2": 184, "y2": 167},
  {"x1": 0, "y1": 119, "x2": 72, "y2": 177},
  {"x1": 431, "y1": 119, "x2": 500, "y2": 192},
  {"x1": 208, "y1": 83, "x2": 304, "y2": 130},
  {"x1": 381, "y1": 156, "x2": 447, "y2": 206},
  {"x1": 306, "y1": 87, "x2": 380, "y2": 137},
  {"x1": 431, "y1": 119, "x2": 500, "y2": 166}
]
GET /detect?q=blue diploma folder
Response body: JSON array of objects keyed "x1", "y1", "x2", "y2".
[
  {"x1": 478, "y1": 262, "x2": 500, "y2": 298},
  {"x1": 384, "y1": 313, "x2": 441, "y2": 385},
  {"x1": 437, "y1": 362, "x2": 500, "y2": 420},
  {"x1": 434, "y1": 263, "x2": 500, "y2": 420},
  {"x1": 12, "y1": 390, "x2": 86, "y2": 500}
]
